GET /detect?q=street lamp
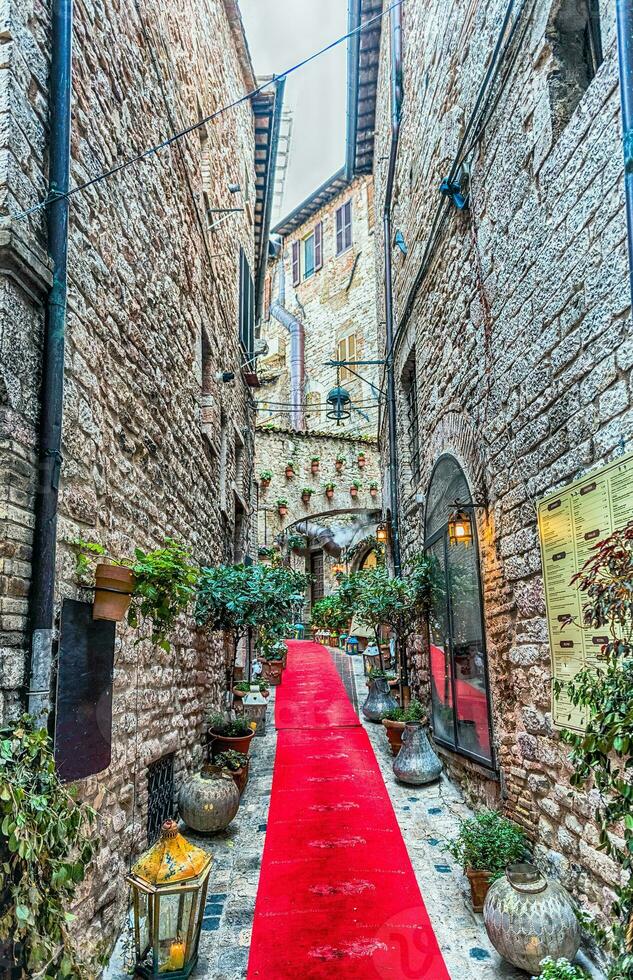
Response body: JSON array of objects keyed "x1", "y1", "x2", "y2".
[
  {"x1": 126, "y1": 820, "x2": 212, "y2": 978},
  {"x1": 326, "y1": 385, "x2": 351, "y2": 423}
]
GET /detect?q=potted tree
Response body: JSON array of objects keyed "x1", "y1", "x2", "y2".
[
  {"x1": 382, "y1": 700, "x2": 427, "y2": 755},
  {"x1": 276, "y1": 498, "x2": 289, "y2": 517},
  {"x1": 285, "y1": 461, "x2": 296, "y2": 479},
  {"x1": 310, "y1": 455, "x2": 320, "y2": 474},
  {"x1": 208, "y1": 713, "x2": 255, "y2": 756},
  {"x1": 335, "y1": 454, "x2": 346, "y2": 472},
  {"x1": 259, "y1": 469, "x2": 273, "y2": 489},
  {"x1": 324, "y1": 481, "x2": 336, "y2": 500},
  {"x1": 350, "y1": 480, "x2": 362, "y2": 498},
  {"x1": 301, "y1": 486, "x2": 314, "y2": 505},
  {"x1": 444, "y1": 809, "x2": 526, "y2": 911},
  {"x1": 369, "y1": 480, "x2": 379, "y2": 498}
]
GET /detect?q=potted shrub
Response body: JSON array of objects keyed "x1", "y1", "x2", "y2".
[
  {"x1": 357, "y1": 451, "x2": 367, "y2": 468},
  {"x1": 285, "y1": 461, "x2": 296, "y2": 479},
  {"x1": 276, "y1": 498, "x2": 289, "y2": 517},
  {"x1": 259, "y1": 651, "x2": 284, "y2": 685},
  {"x1": 209, "y1": 713, "x2": 255, "y2": 756},
  {"x1": 382, "y1": 700, "x2": 426, "y2": 755},
  {"x1": 233, "y1": 680, "x2": 270, "y2": 701},
  {"x1": 444, "y1": 809, "x2": 527, "y2": 911},
  {"x1": 214, "y1": 749, "x2": 250, "y2": 796},
  {"x1": 335, "y1": 454, "x2": 346, "y2": 472},
  {"x1": 350, "y1": 480, "x2": 362, "y2": 498},
  {"x1": 310, "y1": 455, "x2": 320, "y2": 474},
  {"x1": 324, "y1": 481, "x2": 336, "y2": 500},
  {"x1": 259, "y1": 469, "x2": 273, "y2": 489},
  {"x1": 301, "y1": 486, "x2": 314, "y2": 505},
  {"x1": 369, "y1": 480, "x2": 379, "y2": 498}
]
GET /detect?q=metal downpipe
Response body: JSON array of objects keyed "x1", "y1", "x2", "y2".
[
  {"x1": 270, "y1": 260, "x2": 305, "y2": 431},
  {"x1": 28, "y1": 0, "x2": 73, "y2": 724},
  {"x1": 617, "y1": 0, "x2": 633, "y2": 311}
]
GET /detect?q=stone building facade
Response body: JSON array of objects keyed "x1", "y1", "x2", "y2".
[
  {"x1": 0, "y1": 0, "x2": 277, "y2": 954},
  {"x1": 359, "y1": 0, "x2": 632, "y2": 934}
]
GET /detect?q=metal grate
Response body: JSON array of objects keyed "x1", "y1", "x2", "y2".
[
  {"x1": 404, "y1": 358, "x2": 420, "y2": 487},
  {"x1": 147, "y1": 753, "x2": 175, "y2": 845}
]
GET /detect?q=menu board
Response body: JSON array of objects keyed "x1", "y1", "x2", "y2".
[{"x1": 537, "y1": 452, "x2": 633, "y2": 731}]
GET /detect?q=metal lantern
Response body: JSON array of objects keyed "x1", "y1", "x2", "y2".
[
  {"x1": 363, "y1": 642, "x2": 382, "y2": 677},
  {"x1": 243, "y1": 686, "x2": 267, "y2": 736},
  {"x1": 448, "y1": 508, "x2": 473, "y2": 547},
  {"x1": 126, "y1": 819, "x2": 212, "y2": 978},
  {"x1": 376, "y1": 521, "x2": 388, "y2": 543},
  {"x1": 326, "y1": 385, "x2": 351, "y2": 423},
  {"x1": 345, "y1": 635, "x2": 360, "y2": 656}
]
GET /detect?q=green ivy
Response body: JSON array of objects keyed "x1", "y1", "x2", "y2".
[
  {"x1": 128, "y1": 539, "x2": 198, "y2": 650},
  {"x1": 0, "y1": 717, "x2": 97, "y2": 978},
  {"x1": 556, "y1": 521, "x2": 633, "y2": 978}
]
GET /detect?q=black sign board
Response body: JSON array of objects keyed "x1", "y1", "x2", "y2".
[{"x1": 54, "y1": 599, "x2": 116, "y2": 782}]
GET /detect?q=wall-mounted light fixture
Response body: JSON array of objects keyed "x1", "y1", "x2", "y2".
[
  {"x1": 326, "y1": 385, "x2": 351, "y2": 423},
  {"x1": 376, "y1": 521, "x2": 389, "y2": 544},
  {"x1": 447, "y1": 501, "x2": 486, "y2": 547}
]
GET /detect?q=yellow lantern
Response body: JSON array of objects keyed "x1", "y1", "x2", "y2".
[
  {"x1": 126, "y1": 819, "x2": 212, "y2": 978},
  {"x1": 376, "y1": 522, "x2": 388, "y2": 544},
  {"x1": 448, "y1": 508, "x2": 473, "y2": 547}
]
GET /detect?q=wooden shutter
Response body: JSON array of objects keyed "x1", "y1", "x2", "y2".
[
  {"x1": 291, "y1": 241, "x2": 301, "y2": 286},
  {"x1": 263, "y1": 274, "x2": 272, "y2": 321},
  {"x1": 239, "y1": 248, "x2": 254, "y2": 355},
  {"x1": 336, "y1": 208, "x2": 343, "y2": 254},
  {"x1": 314, "y1": 221, "x2": 323, "y2": 270},
  {"x1": 344, "y1": 201, "x2": 352, "y2": 250}
]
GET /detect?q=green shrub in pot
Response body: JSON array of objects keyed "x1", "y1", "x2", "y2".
[
  {"x1": 444, "y1": 809, "x2": 527, "y2": 911},
  {"x1": 533, "y1": 958, "x2": 589, "y2": 980}
]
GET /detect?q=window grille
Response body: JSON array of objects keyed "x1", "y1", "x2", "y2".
[
  {"x1": 403, "y1": 359, "x2": 420, "y2": 486},
  {"x1": 147, "y1": 753, "x2": 175, "y2": 845}
]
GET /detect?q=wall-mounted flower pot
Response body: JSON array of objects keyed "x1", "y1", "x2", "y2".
[
  {"x1": 285, "y1": 467, "x2": 295, "y2": 479},
  {"x1": 302, "y1": 492, "x2": 311, "y2": 504},
  {"x1": 311, "y1": 462, "x2": 320, "y2": 474},
  {"x1": 326, "y1": 488, "x2": 334, "y2": 499},
  {"x1": 358, "y1": 456, "x2": 366, "y2": 468},
  {"x1": 278, "y1": 506, "x2": 288, "y2": 517},
  {"x1": 370, "y1": 488, "x2": 378, "y2": 498},
  {"x1": 350, "y1": 487, "x2": 358, "y2": 498},
  {"x1": 335, "y1": 461, "x2": 344, "y2": 472},
  {"x1": 93, "y1": 564, "x2": 135, "y2": 622},
  {"x1": 260, "y1": 478, "x2": 271, "y2": 489}
]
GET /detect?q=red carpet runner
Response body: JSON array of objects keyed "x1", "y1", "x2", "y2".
[{"x1": 247, "y1": 640, "x2": 450, "y2": 980}]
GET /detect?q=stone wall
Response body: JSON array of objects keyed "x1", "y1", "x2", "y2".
[
  {"x1": 372, "y1": 0, "x2": 631, "y2": 929},
  {"x1": 257, "y1": 175, "x2": 381, "y2": 437},
  {"x1": 0, "y1": 0, "x2": 259, "y2": 955}
]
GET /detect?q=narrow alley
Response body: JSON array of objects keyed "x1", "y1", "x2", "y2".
[{"x1": 1, "y1": 0, "x2": 633, "y2": 978}]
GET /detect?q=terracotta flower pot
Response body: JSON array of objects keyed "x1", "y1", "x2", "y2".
[
  {"x1": 311, "y1": 463, "x2": 319, "y2": 474},
  {"x1": 228, "y1": 759, "x2": 250, "y2": 796},
  {"x1": 326, "y1": 489, "x2": 334, "y2": 499},
  {"x1": 467, "y1": 868, "x2": 493, "y2": 912},
  {"x1": 382, "y1": 717, "x2": 405, "y2": 756},
  {"x1": 350, "y1": 488, "x2": 358, "y2": 498},
  {"x1": 302, "y1": 493, "x2": 311, "y2": 504},
  {"x1": 261, "y1": 659, "x2": 284, "y2": 685},
  {"x1": 370, "y1": 488, "x2": 378, "y2": 497},
  {"x1": 278, "y1": 506, "x2": 288, "y2": 517},
  {"x1": 358, "y1": 457, "x2": 366, "y2": 468},
  {"x1": 93, "y1": 564, "x2": 135, "y2": 622},
  {"x1": 335, "y1": 461, "x2": 344, "y2": 472},
  {"x1": 285, "y1": 467, "x2": 294, "y2": 479},
  {"x1": 260, "y1": 478, "x2": 270, "y2": 489},
  {"x1": 233, "y1": 687, "x2": 269, "y2": 701},
  {"x1": 209, "y1": 728, "x2": 255, "y2": 757}
]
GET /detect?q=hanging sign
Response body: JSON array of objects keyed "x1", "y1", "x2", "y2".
[{"x1": 537, "y1": 451, "x2": 633, "y2": 732}]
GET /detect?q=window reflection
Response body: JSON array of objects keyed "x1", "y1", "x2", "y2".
[{"x1": 424, "y1": 456, "x2": 494, "y2": 766}]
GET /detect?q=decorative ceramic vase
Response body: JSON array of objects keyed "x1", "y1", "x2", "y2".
[
  {"x1": 393, "y1": 722, "x2": 442, "y2": 784},
  {"x1": 362, "y1": 676, "x2": 398, "y2": 722},
  {"x1": 483, "y1": 863, "x2": 580, "y2": 973},
  {"x1": 178, "y1": 767, "x2": 240, "y2": 834}
]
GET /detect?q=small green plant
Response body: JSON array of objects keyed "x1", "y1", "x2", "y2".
[
  {"x1": 285, "y1": 461, "x2": 295, "y2": 473},
  {"x1": 234, "y1": 681, "x2": 268, "y2": 693},
  {"x1": 351, "y1": 479, "x2": 363, "y2": 491},
  {"x1": 0, "y1": 716, "x2": 98, "y2": 977},
  {"x1": 287, "y1": 534, "x2": 306, "y2": 552},
  {"x1": 444, "y1": 809, "x2": 527, "y2": 880},
  {"x1": 259, "y1": 470, "x2": 273, "y2": 482},
  {"x1": 311, "y1": 456, "x2": 320, "y2": 464},
  {"x1": 276, "y1": 498, "x2": 288, "y2": 509},
  {"x1": 209, "y1": 714, "x2": 253, "y2": 737},
  {"x1": 128, "y1": 539, "x2": 197, "y2": 650},
  {"x1": 301, "y1": 487, "x2": 315, "y2": 499},
  {"x1": 336, "y1": 454, "x2": 346, "y2": 464},
  {"x1": 533, "y1": 957, "x2": 589, "y2": 980},
  {"x1": 324, "y1": 481, "x2": 336, "y2": 492},
  {"x1": 357, "y1": 450, "x2": 366, "y2": 459},
  {"x1": 68, "y1": 536, "x2": 107, "y2": 579},
  {"x1": 384, "y1": 699, "x2": 426, "y2": 723},
  {"x1": 369, "y1": 480, "x2": 378, "y2": 491},
  {"x1": 368, "y1": 667, "x2": 396, "y2": 681},
  {"x1": 214, "y1": 750, "x2": 249, "y2": 772}
]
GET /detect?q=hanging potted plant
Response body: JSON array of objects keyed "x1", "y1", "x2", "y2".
[
  {"x1": 335, "y1": 454, "x2": 346, "y2": 472},
  {"x1": 259, "y1": 469, "x2": 273, "y2": 489},
  {"x1": 285, "y1": 461, "x2": 296, "y2": 479},
  {"x1": 276, "y1": 498, "x2": 289, "y2": 517},
  {"x1": 369, "y1": 480, "x2": 379, "y2": 498},
  {"x1": 301, "y1": 486, "x2": 314, "y2": 505},
  {"x1": 444, "y1": 809, "x2": 527, "y2": 911},
  {"x1": 350, "y1": 480, "x2": 362, "y2": 498},
  {"x1": 324, "y1": 481, "x2": 336, "y2": 500},
  {"x1": 310, "y1": 455, "x2": 320, "y2": 474},
  {"x1": 357, "y1": 450, "x2": 367, "y2": 468}
]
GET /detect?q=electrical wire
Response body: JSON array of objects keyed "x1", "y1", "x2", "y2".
[{"x1": 12, "y1": 0, "x2": 404, "y2": 223}]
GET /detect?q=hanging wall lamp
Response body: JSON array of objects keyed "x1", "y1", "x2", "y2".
[
  {"x1": 326, "y1": 384, "x2": 352, "y2": 423},
  {"x1": 447, "y1": 501, "x2": 486, "y2": 547},
  {"x1": 376, "y1": 521, "x2": 389, "y2": 544}
]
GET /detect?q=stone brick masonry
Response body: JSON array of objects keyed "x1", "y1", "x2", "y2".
[
  {"x1": 372, "y1": 0, "x2": 632, "y2": 935},
  {"x1": 0, "y1": 0, "x2": 260, "y2": 956}
]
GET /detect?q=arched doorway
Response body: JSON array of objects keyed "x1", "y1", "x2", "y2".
[{"x1": 424, "y1": 455, "x2": 495, "y2": 768}]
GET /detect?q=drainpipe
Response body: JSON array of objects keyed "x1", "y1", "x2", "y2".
[
  {"x1": 270, "y1": 259, "x2": 305, "y2": 430},
  {"x1": 255, "y1": 77, "x2": 286, "y2": 322},
  {"x1": 617, "y1": 0, "x2": 633, "y2": 312},
  {"x1": 28, "y1": 0, "x2": 73, "y2": 724},
  {"x1": 383, "y1": 1, "x2": 402, "y2": 580}
]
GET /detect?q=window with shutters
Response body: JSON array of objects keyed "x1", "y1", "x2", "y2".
[
  {"x1": 263, "y1": 274, "x2": 272, "y2": 321},
  {"x1": 291, "y1": 241, "x2": 301, "y2": 286},
  {"x1": 239, "y1": 247, "x2": 254, "y2": 356},
  {"x1": 336, "y1": 333, "x2": 356, "y2": 382},
  {"x1": 314, "y1": 221, "x2": 323, "y2": 270},
  {"x1": 335, "y1": 200, "x2": 352, "y2": 254},
  {"x1": 304, "y1": 232, "x2": 315, "y2": 279}
]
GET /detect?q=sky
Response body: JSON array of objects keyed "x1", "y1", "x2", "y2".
[{"x1": 239, "y1": 0, "x2": 347, "y2": 220}]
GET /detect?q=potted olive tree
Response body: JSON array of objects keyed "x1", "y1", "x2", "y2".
[{"x1": 444, "y1": 809, "x2": 527, "y2": 911}]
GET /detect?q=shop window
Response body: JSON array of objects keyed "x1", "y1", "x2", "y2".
[
  {"x1": 548, "y1": 0, "x2": 603, "y2": 136},
  {"x1": 424, "y1": 455, "x2": 494, "y2": 768}
]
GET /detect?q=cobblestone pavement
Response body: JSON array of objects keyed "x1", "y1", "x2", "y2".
[{"x1": 107, "y1": 654, "x2": 596, "y2": 979}]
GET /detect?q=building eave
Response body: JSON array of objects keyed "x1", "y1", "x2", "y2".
[
  {"x1": 271, "y1": 167, "x2": 352, "y2": 239},
  {"x1": 253, "y1": 78, "x2": 285, "y2": 320},
  {"x1": 222, "y1": 0, "x2": 257, "y2": 94},
  {"x1": 345, "y1": 0, "x2": 382, "y2": 178}
]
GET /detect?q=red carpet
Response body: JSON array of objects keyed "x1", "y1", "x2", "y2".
[{"x1": 248, "y1": 640, "x2": 450, "y2": 979}]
